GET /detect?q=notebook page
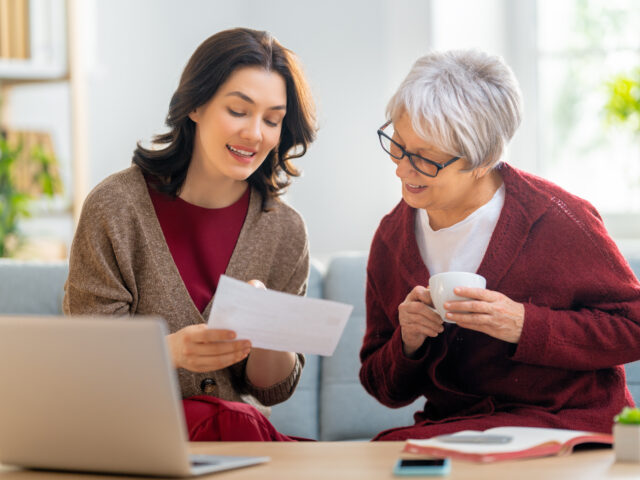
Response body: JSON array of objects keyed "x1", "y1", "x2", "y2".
[{"x1": 408, "y1": 427, "x2": 592, "y2": 454}]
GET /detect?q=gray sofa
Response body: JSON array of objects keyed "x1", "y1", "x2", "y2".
[{"x1": 1, "y1": 252, "x2": 639, "y2": 440}]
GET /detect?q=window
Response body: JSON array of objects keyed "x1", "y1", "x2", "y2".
[
  {"x1": 536, "y1": 0, "x2": 640, "y2": 219},
  {"x1": 433, "y1": 0, "x2": 640, "y2": 234}
]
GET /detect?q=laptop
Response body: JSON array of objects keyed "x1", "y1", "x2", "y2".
[{"x1": 0, "y1": 316, "x2": 269, "y2": 477}]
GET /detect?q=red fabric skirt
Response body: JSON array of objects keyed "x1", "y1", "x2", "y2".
[{"x1": 183, "y1": 395, "x2": 296, "y2": 442}]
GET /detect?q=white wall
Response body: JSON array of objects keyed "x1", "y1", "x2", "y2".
[
  {"x1": 11, "y1": 0, "x2": 534, "y2": 259},
  {"x1": 77, "y1": 0, "x2": 432, "y2": 259},
  {"x1": 18, "y1": 0, "x2": 637, "y2": 260},
  {"x1": 429, "y1": 0, "x2": 534, "y2": 172}
]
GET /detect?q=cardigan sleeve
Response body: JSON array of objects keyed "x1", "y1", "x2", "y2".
[
  {"x1": 63, "y1": 188, "x2": 135, "y2": 316},
  {"x1": 359, "y1": 239, "x2": 436, "y2": 408},
  {"x1": 226, "y1": 353, "x2": 305, "y2": 406},
  {"x1": 511, "y1": 200, "x2": 640, "y2": 370},
  {"x1": 513, "y1": 296, "x2": 640, "y2": 370}
]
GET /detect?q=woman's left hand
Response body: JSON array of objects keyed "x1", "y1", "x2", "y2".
[{"x1": 444, "y1": 287, "x2": 525, "y2": 343}]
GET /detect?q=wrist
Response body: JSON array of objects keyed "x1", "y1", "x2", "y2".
[
  {"x1": 402, "y1": 342, "x2": 419, "y2": 359},
  {"x1": 166, "y1": 333, "x2": 181, "y2": 369}
]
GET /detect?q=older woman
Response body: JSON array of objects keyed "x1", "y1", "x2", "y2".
[{"x1": 359, "y1": 49, "x2": 640, "y2": 441}]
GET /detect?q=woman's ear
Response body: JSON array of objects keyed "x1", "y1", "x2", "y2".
[
  {"x1": 188, "y1": 109, "x2": 199, "y2": 123},
  {"x1": 473, "y1": 165, "x2": 491, "y2": 179}
]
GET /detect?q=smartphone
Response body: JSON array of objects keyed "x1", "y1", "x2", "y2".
[
  {"x1": 435, "y1": 434, "x2": 513, "y2": 444},
  {"x1": 393, "y1": 458, "x2": 451, "y2": 476}
]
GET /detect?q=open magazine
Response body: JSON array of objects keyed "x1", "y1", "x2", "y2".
[{"x1": 403, "y1": 427, "x2": 613, "y2": 463}]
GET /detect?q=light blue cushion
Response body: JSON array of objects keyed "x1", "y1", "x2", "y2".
[
  {"x1": 626, "y1": 361, "x2": 640, "y2": 405},
  {"x1": 0, "y1": 260, "x2": 68, "y2": 314},
  {"x1": 625, "y1": 255, "x2": 640, "y2": 405},
  {"x1": 318, "y1": 253, "x2": 422, "y2": 440},
  {"x1": 269, "y1": 354, "x2": 320, "y2": 439}
]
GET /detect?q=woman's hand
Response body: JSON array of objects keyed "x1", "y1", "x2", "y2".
[
  {"x1": 167, "y1": 324, "x2": 251, "y2": 372},
  {"x1": 398, "y1": 286, "x2": 444, "y2": 358},
  {"x1": 444, "y1": 287, "x2": 525, "y2": 343}
]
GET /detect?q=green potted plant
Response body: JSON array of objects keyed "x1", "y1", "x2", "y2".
[
  {"x1": 614, "y1": 407, "x2": 640, "y2": 462},
  {"x1": 0, "y1": 132, "x2": 61, "y2": 257},
  {"x1": 604, "y1": 68, "x2": 640, "y2": 133}
]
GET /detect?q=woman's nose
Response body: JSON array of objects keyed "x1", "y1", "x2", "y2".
[
  {"x1": 241, "y1": 118, "x2": 262, "y2": 143},
  {"x1": 395, "y1": 155, "x2": 415, "y2": 178}
]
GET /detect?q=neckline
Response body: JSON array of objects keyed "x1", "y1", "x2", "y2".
[
  {"x1": 174, "y1": 185, "x2": 250, "y2": 212},
  {"x1": 397, "y1": 163, "x2": 542, "y2": 289},
  {"x1": 423, "y1": 183, "x2": 505, "y2": 234}
]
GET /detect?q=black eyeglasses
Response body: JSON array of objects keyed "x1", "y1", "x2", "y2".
[{"x1": 377, "y1": 120, "x2": 461, "y2": 177}]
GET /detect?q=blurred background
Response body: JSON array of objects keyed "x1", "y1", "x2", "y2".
[{"x1": 0, "y1": 0, "x2": 639, "y2": 262}]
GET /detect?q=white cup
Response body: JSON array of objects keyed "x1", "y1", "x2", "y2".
[{"x1": 428, "y1": 272, "x2": 486, "y2": 323}]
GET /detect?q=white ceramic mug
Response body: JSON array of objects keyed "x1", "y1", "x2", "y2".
[{"x1": 428, "y1": 272, "x2": 486, "y2": 323}]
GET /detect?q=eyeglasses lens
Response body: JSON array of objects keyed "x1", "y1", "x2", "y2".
[
  {"x1": 379, "y1": 134, "x2": 403, "y2": 160},
  {"x1": 380, "y1": 125, "x2": 439, "y2": 176}
]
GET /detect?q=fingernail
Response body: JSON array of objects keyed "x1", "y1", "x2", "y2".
[
  {"x1": 249, "y1": 279, "x2": 266, "y2": 289},
  {"x1": 228, "y1": 332, "x2": 236, "y2": 340}
]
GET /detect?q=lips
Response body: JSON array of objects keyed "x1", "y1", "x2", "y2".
[
  {"x1": 227, "y1": 145, "x2": 256, "y2": 157},
  {"x1": 404, "y1": 182, "x2": 427, "y2": 194},
  {"x1": 226, "y1": 145, "x2": 256, "y2": 164}
]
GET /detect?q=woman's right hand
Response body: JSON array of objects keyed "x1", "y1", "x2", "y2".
[
  {"x1": 398, "y1": 286, "x2": 444, "y2": 358},
  {"x1": 167, "y1": 324, "x2": 251, "y2": 372}
]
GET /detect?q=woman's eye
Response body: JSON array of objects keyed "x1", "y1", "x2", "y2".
[
  {"x1": 264, "y1": 119, "x2": 281, "y2": 127},
  {"x1": 228, "y1": 108, "x2": 245, "y2": 117}
]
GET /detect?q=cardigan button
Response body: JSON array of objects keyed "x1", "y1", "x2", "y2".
[{"x1": 200, "y1": 378, "x2": 216, "y2": 393}]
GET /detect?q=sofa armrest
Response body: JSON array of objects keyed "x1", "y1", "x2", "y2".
[{"x1": 0, "y1": 260, "x2": 68, "y2": 315}]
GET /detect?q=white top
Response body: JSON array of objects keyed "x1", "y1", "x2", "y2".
[{"x1": 415, "y1": 184, "x2": 505, "y2": 275}]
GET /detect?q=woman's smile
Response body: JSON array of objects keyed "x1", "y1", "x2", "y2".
[
  {"x1": 404, "y1": 182, "x2": 428, "y2": 194},
  {"x1": 226, "y1": 144, "x2": 257, "y2": 164}
]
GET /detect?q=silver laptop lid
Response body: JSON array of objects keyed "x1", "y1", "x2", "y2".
[{"x1": 0, "y1": 316, "x2": 194, "y2": 477}]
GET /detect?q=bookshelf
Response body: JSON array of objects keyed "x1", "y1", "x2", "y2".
[
  {"x1": 0, "y1": 0, "x2": 67, "y2": 82},
  {"x1": 0, "y1": 0, "x2": 71, "y2": 259}
]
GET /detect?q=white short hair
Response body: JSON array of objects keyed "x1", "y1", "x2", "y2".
[{"x1": 386, "y1": 49, "x2": 522, "y2": 169}]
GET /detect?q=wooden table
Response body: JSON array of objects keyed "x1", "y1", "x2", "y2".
[{"x1": 2, "y1": 442, "x2": 640, "y2": 479}]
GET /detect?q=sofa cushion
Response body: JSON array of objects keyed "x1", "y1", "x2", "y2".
[
  {"x1": 318, "y1": 253, "x2": 422, "y2": 440},
  {"x1": 625, "y1": 256, "x2": 640, "y2": 406},
  {"x1": 0, "y1": 260, "x2": 68, "y2": 315}
]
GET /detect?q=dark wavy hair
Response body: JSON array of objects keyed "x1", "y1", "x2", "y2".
[{"x1": 132, "y1": 28, "x2": 317, "y2": 210}]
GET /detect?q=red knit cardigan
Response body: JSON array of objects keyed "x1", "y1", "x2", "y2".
[{"x1": 360, "y1": 163, "x2": 640, "y2": 439}]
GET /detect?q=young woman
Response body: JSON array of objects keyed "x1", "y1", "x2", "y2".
[{"x1": 64, "y1": 28, "x2": 317, "y2": 441}]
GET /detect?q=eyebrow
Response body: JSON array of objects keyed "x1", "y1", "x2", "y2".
[
  {"x1": 225, "y1": 91, "x2": 286, "y2": 110},
  {"x1": 394, "y1": 128, "x2": 439, "y2": 156}
]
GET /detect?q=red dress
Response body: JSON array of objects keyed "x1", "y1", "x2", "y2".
[
  {"x1": 149, "y1": 185, "x2": 295, "y2": 441},
  {"x1": 360, "y1": 163, "x2": 640, "y2": 440}
]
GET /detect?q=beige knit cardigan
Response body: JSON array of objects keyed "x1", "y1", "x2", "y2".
[{"x1": 63, "y1": 165, "x2": 309, "y2": 417}]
